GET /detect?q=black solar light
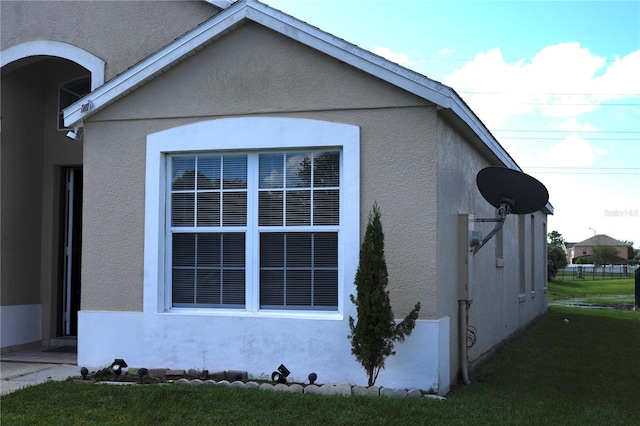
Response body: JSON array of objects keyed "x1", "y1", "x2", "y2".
[
  {"x1": 138, "y1": 368, "x2": 149, "y2": 384},
  {"x1": 80, "y1": 367, "x2": 89, "y2": 380},
  {"x1": 110, "y1": 359, "x2": 128, "y2": 379},
  {"x1": 271, "y1": 364, "x2": 290, "y2": 384},
  {"x1": 308, "y1": 372, "x2": 317, "y2": 385}
]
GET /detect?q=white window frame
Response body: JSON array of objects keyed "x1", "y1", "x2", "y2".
[{"x1": 144, "y1": 117, "x2": 360, "y2": 320}]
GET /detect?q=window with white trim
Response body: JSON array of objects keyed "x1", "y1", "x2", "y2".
[{"x1": 168, "y1": 150, "x2": 341, "y2": 311}]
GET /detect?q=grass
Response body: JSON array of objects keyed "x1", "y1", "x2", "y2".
[
  {"x1": 547, "y1": 277, "x2": 635, "y2": 301},
  {"x1": 2, "y1": 307, "x2": 639, "y2": 425}
]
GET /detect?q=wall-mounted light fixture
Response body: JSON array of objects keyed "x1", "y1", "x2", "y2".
[{"x1": 66, "y1": 126, "x2": 83, "y2": 141}]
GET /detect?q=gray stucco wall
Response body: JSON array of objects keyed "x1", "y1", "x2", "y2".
[
  {"x1": 1, "y1": 65, "x2": 45, "y2": 306},
  {"x1": 80, "y1": 22, "x2": 440, "y2": 316},
  {"x1": 1, "y1": 0, "x2": 220, "y2": 82},
  {"x1": 436, "y1": 115, "x2": 548, "y2": 380}
]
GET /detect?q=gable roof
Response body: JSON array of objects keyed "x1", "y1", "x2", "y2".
[
  {"x1": 63, "y1": 0, "x2": 553, "y2": 214},
  {"x1": 576, "y1": 235, "x2": 628, "y2": 247}
]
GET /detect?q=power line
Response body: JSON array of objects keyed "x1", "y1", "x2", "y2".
[
  {"x1": 494, "y1": 130, "x2": 640, "y2": 134},
  {"x1": 458, "y1": 91, "x2": 640, "y2": 97},
  {"x1": 502, "y1": 137, "x2": 639, "y2": 141}
]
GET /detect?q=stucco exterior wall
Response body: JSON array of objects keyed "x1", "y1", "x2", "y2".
[
  {"x1": 1, "y1": 64, "x2": 45, "y2": 307},
  {"x1": 81, "y1": 23, "x2": 438, "y2": 318},
  {"x1": 436, "y1": 115, "x2": 548, "y2": 379},
  {"x1": 0, "y1": 0, "x2": 220, "y2": 82}
]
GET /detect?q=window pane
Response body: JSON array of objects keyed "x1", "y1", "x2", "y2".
[
  {"x1": 172, "y1": 193, "x2": 195, "y2": 227},
  {"x1": 223, "y1": 233, "x2": 245, "y2": 267},
  {"x1": 197, "y1": 234, "x2": 220, "y2": 267},
  {"x1": 172, "y1": 269, "x2": 195, "y2": 304},
  {"x1": 314, "y1": 270, "x2": 338, "y2": 306},
  {"x1": 173, "y1": 233, "x2": 195, "y2": 266},
  {"x1": 197, "y1": 192, "x2": 220, "y2": 227},
  {"x1": 173, "y1": 232, "x2": 245, "y2": 308},
  {"x1": 287, "y1": 270, "x2": 311, "y2": 306},
  {"x1": 197, "y1": 156, "x2": 221, "y2": 190},
  {"x1": 287, "y1": 233, "x2": 311, "y2": 267},
  {"x1": 286, "y1": 153, "x2": 311, "y2": 188},
  {"x1": 223, "y1": 155, "x2": 247, "y2": 189},
  {"x1": 222, "y1": 270, "x2": 245, "y2": 305},
  {"x1": 172, "y1": 157, "x2": 196, "y2": 190},
  {"x1": 313, "y1": 190, "x2": 339, "y2": 225},
  {"x1": 313, "y1": 151, "x2": 340, "y2": 187},
  {"x1": 197, "y1": 270, "x2": 221, "y2": 304},
  {"x1": 222, "y1": 192, "x2": 247, "y2": 226},
  {"x1": 259, "y1": 232, "x2": 337, "y2": 310},
  {"x1": 286, "y1": 190, "x2": 310, "y2": 225},
  {"x1": 259, "y1": 153, "x2": 283, "y2": 189},
  {"x1": 314, "y1": 233, "x2": 338, "y2": 267},
  {"x1": 260, "y1": 233, "x2": 284, "y2": 267},
  {"x1": 260, "y1": 270, "x2": 284, "y2": 306},
  {"x1": 259, "y1": 191, "x2": 283, "y2": 226}
]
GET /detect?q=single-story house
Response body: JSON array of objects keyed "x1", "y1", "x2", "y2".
[{"x1": 1, "y1": 0, "x2": 552, "y2": 395}]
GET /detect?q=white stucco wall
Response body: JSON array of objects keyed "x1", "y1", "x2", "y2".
[
  {"x1": 78, "y1": 311, "x2": 450, "y2": 392},
  {"x1": 0, "y1": 304, "x2": 42, "y2": 348}
]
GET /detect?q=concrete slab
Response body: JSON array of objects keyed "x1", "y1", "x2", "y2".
[{"x1": 1, "y1": 362, "x2": 90, "y2": 395}]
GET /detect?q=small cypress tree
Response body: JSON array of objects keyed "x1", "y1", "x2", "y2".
[{"x1": 349, "y1": 203, "x2": 421, "y2": 387}]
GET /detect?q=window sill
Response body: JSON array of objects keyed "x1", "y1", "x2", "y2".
[
  {"x1": 495, "y1": 258, "x2": 505, "y2": 268},
  {"x1": 518, "y1": 294, "x2": 526, "y2": 303},
  {"x1": 158, "y1": 308, "x2": 344, "y2": 321},
  {"x1": 530, "y1": 290, "x2": 536, "y2": 299}
]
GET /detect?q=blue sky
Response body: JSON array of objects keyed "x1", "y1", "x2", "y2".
[{"x1": 266, "y1": 0, "x2": 640, "y2": 248}]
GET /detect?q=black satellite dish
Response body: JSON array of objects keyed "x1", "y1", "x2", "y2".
[
  {"x1": 473, "y1": 167, "x2": 549, "y2": 253},
  {"x1": 477, "y1": 167, "x2": 549, "y2": 215}
]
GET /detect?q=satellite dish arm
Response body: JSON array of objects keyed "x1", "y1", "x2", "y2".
[{"x1": 473, "y1": 199, "x2": 512, "y2": 254}]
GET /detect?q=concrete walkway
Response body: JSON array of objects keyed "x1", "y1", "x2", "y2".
[{"x1": 0, "y1": 362, "x2": 84, "y2": 395}]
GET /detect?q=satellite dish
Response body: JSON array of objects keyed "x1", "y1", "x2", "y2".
[
  {"x1": 472, "y1": 167, "x2": 549, "y2": 253},
  {"x1": 476, "y1": 167, "x2": 548, "y2": 215}
]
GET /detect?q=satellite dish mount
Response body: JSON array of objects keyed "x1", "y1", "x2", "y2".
[{"x1": 472, "y1": 167, "x2": 549, "y2": 254}]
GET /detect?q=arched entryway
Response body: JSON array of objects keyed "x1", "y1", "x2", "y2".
[{"x1": 1, "y1": 41, "x2": 103, "y2": 350}]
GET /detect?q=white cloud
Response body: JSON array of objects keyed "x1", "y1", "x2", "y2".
[
  {"x1": 373, "y1": 46, "x2": 412, "y2": 67},
  {"x1": 552, "y1": 118, "x2": 598, "y2": 133},
  {"x1": 438, "y1": 48, "x2": 456, "y2": 55},
  {"x1": 443, "y1": 43, "x2": 640, "y2": 128},
  {"x1": 538, "y1": 135, "x2": 596, "y2": 167}
]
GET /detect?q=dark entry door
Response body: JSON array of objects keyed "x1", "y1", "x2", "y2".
[{"x1": 60, "y1": 167, "x2": 82, "y2": 336}]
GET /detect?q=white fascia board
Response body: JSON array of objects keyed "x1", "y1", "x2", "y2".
[
  {"x1": 448, "y1": 95, "x2": 554, "y2": 214},
  {"x1": 448, "y1": 95, "x2": 519, "y2": 170},
  {"x1": 206, "y1": 0, "x2": 235, "y2": 8},
  {"x1": 64, "y1": 0, "x2": 452, "y2": 127},
  {"x1": 63, "y1": 1, "x2": 250, "y2": 127},
  {"x1": 244, "y1": 2, "x2": 453, "y2": 108}
]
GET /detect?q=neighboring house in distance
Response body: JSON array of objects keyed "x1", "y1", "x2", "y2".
[
  {"x1": 1, "y1": 0, "x2": 553, "y2": 395},
  {"x1": 568, "y1": 235, "x2": 629, "y2": 264}
]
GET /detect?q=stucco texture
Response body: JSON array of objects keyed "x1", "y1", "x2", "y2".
[
  {"x1": 436, "y1": 115, "x2": 548, "y2": 377},
  {"x1": 0, "y1": 0, "x2": 219, "y2": 82},
  {"x1": 80, "y1": 22, "x2": 440, "y2": 316}
]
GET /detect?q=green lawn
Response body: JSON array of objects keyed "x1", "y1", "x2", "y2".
[
  {"x1": 548, "y1": 277, "x2": 635, "y2": 301},
  {"x1": 2, "y1": 306, "x2": 639, "y2": 425}
]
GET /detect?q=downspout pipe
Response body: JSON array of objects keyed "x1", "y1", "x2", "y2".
[{"x1": 458, "y1": 300, "x2": 471, "y2": 385}]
